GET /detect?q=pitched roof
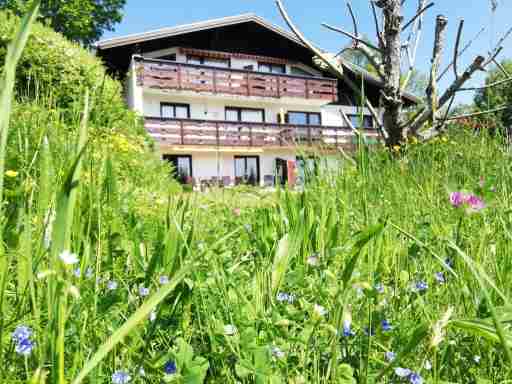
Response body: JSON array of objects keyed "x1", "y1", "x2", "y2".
[{"x1": 96, "y1": 13, "x2": 304, "y2": 50}]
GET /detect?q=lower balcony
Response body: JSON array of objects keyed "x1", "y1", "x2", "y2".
[{"x1": 144, "y1": 117, "x2": 380, "y2": 149}]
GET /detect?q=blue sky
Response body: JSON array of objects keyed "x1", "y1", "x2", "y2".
[{"x1": 103, "y1": 1, "x2": 512, "y2": 104}]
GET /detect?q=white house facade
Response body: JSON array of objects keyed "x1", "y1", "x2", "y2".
[{"x1": 97, "y1": 14, "x2": 413, "y2": 187}]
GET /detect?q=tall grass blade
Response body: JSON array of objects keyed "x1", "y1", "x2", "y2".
[{"x1": 71, "y1": 265, "x2": 191, "y2": 384}]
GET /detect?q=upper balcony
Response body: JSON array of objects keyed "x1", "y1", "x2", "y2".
[{"x1": 134, "y1": 57, "x2": 338, "y2": 103}]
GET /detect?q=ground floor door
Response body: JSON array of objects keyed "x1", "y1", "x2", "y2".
[
  {"x1": 234, "y1": 156, "x2": 260, "y2": 185},
  {"x1": 163, "y1": 154, "x2": 193, "y2": 184},
  {"x1": 275, "y1": 158, "x2": 288, "y2": 186}
]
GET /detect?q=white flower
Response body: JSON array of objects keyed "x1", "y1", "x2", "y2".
[
  {"x1": 271, "y1": 346, "x2": 285, "y2": 359},
  {"x1": 307, "y1": 254, "x2": 319, "y2": 266},
  {"x1": 149, "y1": 311, "x2": 157, "y2": 322},
  {"x1": 59, "y1": 250, "x2": 79, "y2": 265},
  {"x1": 314, "y1": 304, "x2": 328, "y2": 317},
  {"x1": 473, "y1": 355, "x2": 481, "y2": 364},
  {"x1": 424, "y1": 360, "x2": 432, "y2": 370},
  {"x1": 107, "y1": 280, "x2": 118, "y2": 291},
  {"x1": 224, "y1": 324, "x2": 237, "y2": 336}
]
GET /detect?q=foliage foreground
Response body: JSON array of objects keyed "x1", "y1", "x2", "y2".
[{"x1": 2, "y1": 4, "x2": 512, "y2": 384}]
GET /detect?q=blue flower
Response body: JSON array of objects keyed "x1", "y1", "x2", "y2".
[
  {"x1": 415, "y1": 281, "x2": 428, "y2": 292},
  {"x1": 374, "y1": 283, "x2": 385, "y2": 294},
  {"x1": 112, "y1": 370, "x2": 131, "y2": 384},
  {"x1": 15, "y1": 338, "x2": 34, "y2": 356},
  {"x1": 385, "y1": 351, "x2": 396, "y2": 362},
  {"x1": 342, "y1": 320, "x2": 355, "y2": 337},
  {"x1": 276, "y1": 292, "x2": 295, "y2": 304},
  {"x1": 381, "y1": 319, "x2": 393, "y2": 332},
  {"x1": 138, "y1": 286, "x2": 150, "y2": 297},
  {"x1": 434, "y1": 272, "x2": 445, "y2": 284},
  {"x1": 164, "y1": 361, "x2": 177, "y2": 375},
  {"x1": 12, "y1": 325, "x2": 32, "y2": 343},
  {"x1": 107, "y1": 280, "x2": 118, "y2": 291},
  {"x1": 395, "y1": 367, "x2": 412, "y2": 378},
  {"x1": 409, "y1": 372, "x2": 423, "y2": 384},
  {"x1": 85, "y1": 267, "x2": 94, "y2": 279},
  {"x1": 159, "y1": 275, "x2": 169, "y2": 285},
  {"x1": 73, "y1": 268, "x2": 81, "y2": 278}
]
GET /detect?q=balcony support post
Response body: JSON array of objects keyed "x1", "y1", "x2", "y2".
[{"x1": 180, "y1": 120, "x2": 185, "y2": 145}]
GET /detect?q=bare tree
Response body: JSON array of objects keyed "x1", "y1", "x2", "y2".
[{"x1": 275, "y1": 0, "x2": 512, "y2": 146}]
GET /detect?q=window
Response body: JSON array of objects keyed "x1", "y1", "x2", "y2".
[
  {"x1": 225, "y1": 107, "x2": 265, "y2": 123},
  {"x1": 163, "y1": 155, "x2": 192, "y2": 184},
  {"x1": 258, "y1": 62, "x2": 286, "y2": 74},
  {"x1": 287, "y1": 111, "x2": 321, "y2": 125},
  {"x1": 290, "y1": 66, "x2": 313, "y2": 77},
  {"x1": 160, "y1": 103, "x2": 190, "y2": 119},
  {"x1": 186, "y1": 55, "x2": 230, "y2": 68},
  {"x1": 347, "y1": 114, "x2": 374, "y2": 128},
  {"x1": 235, "y1": 156, "x2": 260, "y2": 185},
  {"x1": 158, "y1": 53, "x2": 176, "y2": 61}
]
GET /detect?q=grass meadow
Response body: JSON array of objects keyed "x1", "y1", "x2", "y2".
[{"x1": 2, "y1": 3, "x2": 512, "y2": 384}]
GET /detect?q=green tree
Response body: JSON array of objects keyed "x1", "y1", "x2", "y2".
[
  {"x1": 0, "y1": 0, "x2": 126, "y2": 45},
  {"x1": 474, "y1": 59, "x2": 512, "y2": 132}
]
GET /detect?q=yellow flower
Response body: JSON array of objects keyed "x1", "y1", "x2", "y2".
[
  {"x1": 5, "y1": 170, "x2": 18, "y2": 178},
  {"x1": 441, "y1": 137, "x2": 448, "y2": 143},
  {"x1": 392, "y1": 145, "x2": 401, "y2": 152}
]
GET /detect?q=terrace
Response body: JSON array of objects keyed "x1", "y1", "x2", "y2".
[
  {"x1": 135, "y1": 57, "x2": 339, "y2": 103},
  {"x1": 144, "y1": 117, "x2": 381, "y2": 148}
]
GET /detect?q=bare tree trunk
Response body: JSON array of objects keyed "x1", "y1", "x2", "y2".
[{"x1": 377, "y1": 0, "x2": 403, "y2": 146}]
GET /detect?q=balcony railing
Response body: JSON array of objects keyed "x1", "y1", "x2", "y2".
[
  {"x1": 145, "y1": 117, "x2": 381, "y2": 148},
  {"x1": 135, "y1": 57, "x2": 338, "y2": 102}
]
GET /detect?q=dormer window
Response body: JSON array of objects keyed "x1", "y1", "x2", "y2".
[
  {"x1": 258, "y1": 62, "x2": 286, "y2": 74},
  {"x1": 186, "y1": 55, "x2": 230, "y2": 68}
]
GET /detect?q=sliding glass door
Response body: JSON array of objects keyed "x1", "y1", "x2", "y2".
[{"x1": 234, "y1": 156, "x2": 260, "y2": 186}]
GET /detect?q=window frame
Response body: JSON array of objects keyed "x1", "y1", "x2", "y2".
[
  {"x1": 186, "y1": 54, "x2": 231, "y2": 68},
  {"x1": 286, "y1": 111, "x2": 322, "y2": 126},
  {"x1": 225, "y1": 107, "x2": 266, "y2": 123},
  {"x1": 163, "y1": 154, "x2": 193, "y2": 184},
  {"x1": 160, "y1": 103, "x2": 191, "y2": 119},
  {"x1": 234, "y1": 156, "x2": 261, "y2": 185},
  {"x1": 257, "y1": 62, "x2": 286, "y2": 74},
  {"x1": 346, "y1": 114, "x2": 374, "y2": 129}
]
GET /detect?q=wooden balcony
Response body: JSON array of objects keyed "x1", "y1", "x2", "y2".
[
  {"x1": 135, "y1": 58, "x2": 338, "y2": 102},
  {"x1": 144, "y1": 117, "x2": 381, "y2": 148}
]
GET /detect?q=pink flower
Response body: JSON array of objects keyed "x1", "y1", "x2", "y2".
[
  {"x1": 449, "y1": 192, "x2": 465, "y2": 207},
  {"x1": 233, "y1": 208, "x2": 241, "y2": 216},
  {"x1": 464, "y1": 194, "x2": 485, "y2": 212}
]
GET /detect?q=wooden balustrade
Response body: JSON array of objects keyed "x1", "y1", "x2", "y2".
[
  {"x1": 135, "y1": 58, "x2": 338, "y2": 102},
  {"x1": 144, "y1": 117, "x2": 381, "y2": 148}
]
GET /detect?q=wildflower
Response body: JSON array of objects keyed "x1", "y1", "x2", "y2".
[
  {"x1": 73, "y1": 268, "x2": 81, "y2": 278},
  {"x1": 415, "y1": 281, "x2": 428, "y2": 292},
  {"x1": 15, "y1": 338, "x2": 34, "y2": 356},
  {"x1": 112, "y1": 370, "x2": 131, "y2": 384},
  {"x1": 164, "y1": 361, "x2": 177, "y2": 375},
  {"x1": 473, "y1": 355, "x2": 481, "y2": 364},
  {"x1": 244, "y1": 224, "x2": 252, "y2": 232},
  {"x1": 59, "y1": 250, "x2": 79, "y2": 265},
  {"x1": 465, "y1": 194, "x2": 485, "y2": 212},
  {"x1": 314, "y1": 304, "x2": 328, "y2": 317},
  {"x1": 85, "y1": 267, "x2": 94, "y2": 279},
  {"x1": 374, "y1": 283, "x2": 385, "y2": 294},
  {"x1": 342, "y1": 319, "x2": 355, "y2": 337},
  {"x1": 149, "y1": 311, "x2": 157, "y2": 322},
  {"x1": 138, "y1": 367, "x2": 145, "y2": 377},
  {"x1": 271, "y1": 346, "x2": 285, "y2": 359},
  {"x1": 139, "y1": 286, "x2": 150, "y2": 297},
  {"x1": 276, "y1": 292, "x2": 295, "y2": 304},
  {"x1": 449, "y1": 192, "x2": 465, "y2": 208},
  {"x1": 424, "y1": 360, "x2": 432, "y2": 370},
  {"x1": 381, "y1": 319, "x2": 393, "y2": 332},
  {"x1": 434, "y1": 272, "x2": 445, "y2": 284},
  {"x1": 385, "y1": 351, "x2": 396, "y2": 362},
  {"x1": 233, "y1": 208, "x2": 241, "y2": 216},
  {"x1": 159, "y1": 275, "x2": 169, "y2": 285},
  {"x1": 307, "y1": 253, "x2": 319, "y2": 266},
  {"x1": 395, "y1": 367, "x2": 412, "y2": 378},
  {"x1": 12, "y1": 326, "x2": 32, "y2": 343},
  {"x1": 409, "y1": 372, "x2": 423, "y2": 384},
  {"x1": 224, "y1": 324, "x2": 237, "y2": 336},
  {"x1": 5, "y1": 170, "x2": 18, "y2": 178},
  {"x1": 107, "y1": 280, "x2": 118, "y2": 291}
]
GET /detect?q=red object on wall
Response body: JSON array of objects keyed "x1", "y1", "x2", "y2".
[{"x1": 287, "y1": 160, "x2": 297, "y2": 187}]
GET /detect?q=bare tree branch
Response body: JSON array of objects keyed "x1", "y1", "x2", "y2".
[
  {"x1": 370, "y1": 0, "x2": 385, "y2": 49},
  {"x1": 346, "y1": 1, "x2": 359, "y2": 44},
  {"x1": 453, "y1": 20, "x2": 464, "y2": 78},
  {"x1": 401, "y1": 2, "x2": 434, "y2": 32},
  {"x1": 437, "y1": 27, "x2": 486, "y2": 82},
  {"x1": 321, "y1": 23, "x2": 383, "y2": 52},
  {"x1": 446, "y1": 105, "x2": 509, "y2": 120},
  {"x1": 275, "y1": 0, "x2": 388, "y2": 139},
  {"x1": 457, "y1": 76, "x2": 512, "y2": 91},
  {"x1": 492, "y1": 57, "x2": 510, "y2": 77}
]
